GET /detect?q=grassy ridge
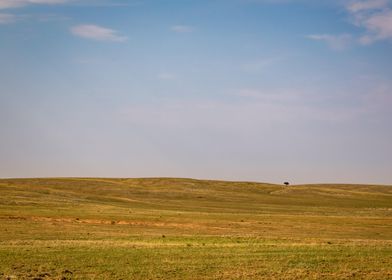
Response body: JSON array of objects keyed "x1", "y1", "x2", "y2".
[{"x1": 0, "y1": 178, "x2": 392, "y2": 279}]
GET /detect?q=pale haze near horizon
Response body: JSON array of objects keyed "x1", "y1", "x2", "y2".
[{"x1": 0, "y1": 0, "x2": 391, "y2": 185}]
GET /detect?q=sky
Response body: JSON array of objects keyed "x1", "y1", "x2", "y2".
[{"x1": 0, "y1": 0, "x2": 391, "y2": 184}]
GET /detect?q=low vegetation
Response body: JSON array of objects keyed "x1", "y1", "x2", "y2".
[{"x1": 0, "y1": 178, "x2": 391, "y2": 279}]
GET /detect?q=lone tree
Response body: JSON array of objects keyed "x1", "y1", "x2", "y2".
[{"x1": 284, "y1": 182, "x2": 290, "y2": 186}]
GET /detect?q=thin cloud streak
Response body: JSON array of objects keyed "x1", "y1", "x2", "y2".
[
  {"x1": 71, "y1": 24, "x2": 128, "y2": 42},
  {"x1": 171, "y1": 25, "x2": 193, "y2": 33},
  {"x1": 307, "y1": 34, "x2": 353, "y2": 50},
  {"x1": 0, "y1": 0, "x2": 69, "y2": 9},
  {"x1": 157, "y1": 72, "x2": 177, "y2": 81},
  {"x1": 0, "y1": 13, "x2": 16, "y2": 23}
]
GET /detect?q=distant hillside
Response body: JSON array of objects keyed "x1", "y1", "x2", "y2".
[
  {"x1": 1, "y1": 178, "x2": 392, "y2": 279},
  {"x1": 1, "y1": 177, "x2": 391, "y2": 212}
]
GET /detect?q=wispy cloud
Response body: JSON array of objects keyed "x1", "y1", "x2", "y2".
[
  {"x1": 70, "y1": 24, "x2": 128, "y2": 42},
  {"x1": 347, "y1": 0, "x2": 389, "y2": 13},
  {"x1": 346, "y1": 0, "x2": 392, "y2": 44},
  {"x1": 170, "y1": 25, "x2": 193, "y2": 33},
  {"x1": 306, "y1": 34, "x2": 353, "y2": 50},
  {"x1": 235, "y1": 88, "x2": 308, "y2": 105},
  {"x1": 306, "y1": 1, "x2": 392, "y2": 48},
  {"x1": 0, "y1": 13, "x2": 16, "y2": 23},
  {"x1": 0, "y1": 0, "x2": 69, "y2": 9},
  {"x1": 0, "y1": 0, "x2": 138, "y2": 9},
  {"x1": 157, "y1": 72, "x2": 177, "y2": 81},
  {"x1": 358, "y1": 9, "x2": 392, "y2": 44},
  {"x1": 0, "y1": 0, "x2": 70, "y2": 24},
  {"x1": 241, "y1": 57, "x2": 284, "y2": 72}
]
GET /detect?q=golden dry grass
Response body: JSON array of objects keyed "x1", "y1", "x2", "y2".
[{"x1": 0, "y1": 178, "x2": 391, "y2": 279}]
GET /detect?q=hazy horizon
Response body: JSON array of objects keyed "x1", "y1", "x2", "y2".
[
  {"x1": 1, "y1": 176, "x2": 392, "y2": 186},
  {"x1": 1, "y1": 0, "x2": 392, "y2": 185}
]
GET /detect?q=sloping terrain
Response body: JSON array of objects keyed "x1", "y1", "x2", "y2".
[{"x1": 0, "y1": 178, "x2": 391, "y2": 279}]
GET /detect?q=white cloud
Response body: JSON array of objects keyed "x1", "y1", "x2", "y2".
[
  {"x1": 346, "y1": 0, "x2": 392, "y2": 44},
  {"x1": 0, "y1": 0, "x2": 71, "y2": 25},
  {"x1": 358, "y1": 9, "x2": 392, "y2": 44},
  {"x1": 0, "y1": 0, "x2": 68, "y2": 9},
  {"x1": 306, "y1": 1, "x2": 392, "y2": 47},
  {"x1": 70, "y1": 24, "x2": 128, "y2": 42},
  {"x1": 171, "y1": 25, "x2": 193, "y2": 33},
  {"x1": 347, "y1": 0, "x2": 389, "y2": 13},
  {"x1": 307, "y1": 34, "x2": 353, "y2": 50},
  {"x1": 0, "y1": 13, "x2": 16, "y2": 23}
]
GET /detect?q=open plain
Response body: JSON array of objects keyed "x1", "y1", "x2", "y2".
[{"x1": 0, "y1": 178, "x2": 391, "y2": 279}]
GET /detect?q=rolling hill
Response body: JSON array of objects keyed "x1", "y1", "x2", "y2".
[{"x1": 1, "y1": 178, "x2": 391, "y2": 279}]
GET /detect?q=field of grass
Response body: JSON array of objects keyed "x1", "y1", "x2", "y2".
[{"x1": 0, "y1": 178, "x2": 391, "y2": 279}]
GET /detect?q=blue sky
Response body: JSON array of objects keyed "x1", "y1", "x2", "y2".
[{"x1": 1, "y1": 0, "x2": 391, "y2": 184}]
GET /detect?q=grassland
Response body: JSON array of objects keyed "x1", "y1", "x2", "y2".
[{"x1": 0, "y1": 178, "x2": 391, "y2": 279}]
